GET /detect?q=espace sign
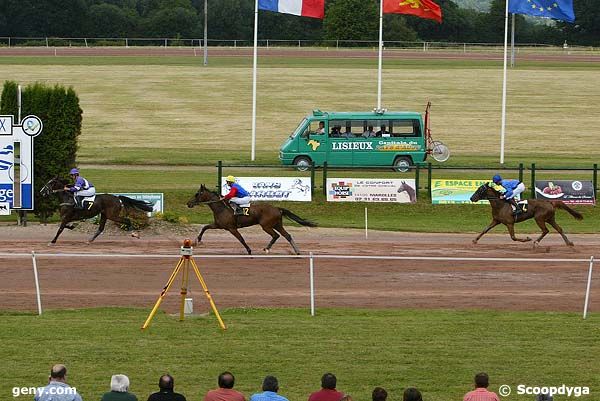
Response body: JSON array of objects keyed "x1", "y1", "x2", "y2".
[{"x1": 0, "y1": 115, "x2": 43, "y2": 211}]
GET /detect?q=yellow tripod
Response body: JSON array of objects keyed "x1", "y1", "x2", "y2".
[{"x1": 142, "y1": 239, "x2": 226, "y2": 330}]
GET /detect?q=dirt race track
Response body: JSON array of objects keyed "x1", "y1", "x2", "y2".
[{"x1": 1, "y1": 223, "x2": 598, "y2": 314}]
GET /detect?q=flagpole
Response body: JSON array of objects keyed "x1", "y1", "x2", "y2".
[
  {"x1": 251, "y1": 0, "x2": 259, "y2": 161},
  {"x1": 500, "y1": 0, "x2": 509, "y2": 165},
  {"x1": 510, "y1": 13, "x2": 515, "y2": 68},
  {"x1": 377, "y1": 0, "x2": 384, "y2": 110}
]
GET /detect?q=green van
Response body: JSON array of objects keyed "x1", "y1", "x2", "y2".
[{"x1": 279, "y1": 108, "x2": 448, "y2": 172}]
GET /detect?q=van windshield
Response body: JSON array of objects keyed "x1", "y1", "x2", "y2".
[{"x1": 290, "y1": 118, "x2": 308, "y2": 139}]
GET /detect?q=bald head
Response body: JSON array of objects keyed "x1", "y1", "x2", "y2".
[{"x1": 50, "y1": 364, "x2": 67, "y2": 382}]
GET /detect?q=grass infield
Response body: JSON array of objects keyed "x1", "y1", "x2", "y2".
[{"x1": 2, "y1": 308, "x2": 599, "y2": 401}]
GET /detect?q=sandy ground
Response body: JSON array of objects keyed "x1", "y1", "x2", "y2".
[{"x1": 0, "y1": 222, "x2": 598, "y2": 314}]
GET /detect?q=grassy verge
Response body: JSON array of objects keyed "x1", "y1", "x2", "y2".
[{"x1": 2, "y1": 307, "x2": 598, "y2": 401}]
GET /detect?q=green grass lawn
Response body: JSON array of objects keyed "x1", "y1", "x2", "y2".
[{"x1": 2, "y1": 308, "x2": 598, "y2": 401}]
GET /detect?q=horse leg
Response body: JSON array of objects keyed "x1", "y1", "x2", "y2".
[
  {"x1": 228, "y1": 228, "x2": 252, "y2": 255},
  {"x1": 533, "y1": 216, "x2": 550, "y2": 246},
  {"x1": 473, "y1": 219, "x2": 500, "y2": 244},
  {"x1": 507, "y1": 223, "x2": 531, "y2": 242},
  {"x1": 197, "y1": 223, "x2": 219, "y2": 245},
  {"x1": 275, "y1": 224, "x2": 301, "y2": 255},
  {"x1": 89, "y1": 213, "x2": 108, "y2": 243},
  {"x1": 50, "y1": 221, "x2": 69, "y2": 244},
  {"x1": 548, "y1": 217, "x2": 574, "y2": 246},
  {"x1": 261, "y1": 226, "x2": 280, "y2": 253}
]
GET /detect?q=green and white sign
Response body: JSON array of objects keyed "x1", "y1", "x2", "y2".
[{"x1": 431, "y1": 179, "x2": 494, "y2": 204}]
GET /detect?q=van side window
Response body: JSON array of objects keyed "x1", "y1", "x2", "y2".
[
  {"x1": 329, "y1": 120, "x2": 344, "y2": 138},
  {"x1": 391, "y1": 119, "x2": 420, "y2": 137},
  {"x1": 309, "y1": 120, "x2": 326, "y2": 136},
  {"x1": 375, "y1": 120, "x2": 390, "y2": 137}
]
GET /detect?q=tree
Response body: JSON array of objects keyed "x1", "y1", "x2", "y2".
[
  {"x1": 558, "y1": 0, "x2": 600, "y2": 45},
  {"x1": 323, "y1": 0, "x2": 378, "y2": 42},
  {"x1": 88, "y1": 3, "x2": 138, "y2": 37}
]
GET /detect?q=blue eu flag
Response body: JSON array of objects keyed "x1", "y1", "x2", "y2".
[{"x1": 508, "y1": 0, "x2": 575, "y2": 23}]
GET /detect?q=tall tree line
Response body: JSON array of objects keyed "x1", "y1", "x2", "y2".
[{"x1": 0, "y1": 0, "x2": 597, "y2": 45}]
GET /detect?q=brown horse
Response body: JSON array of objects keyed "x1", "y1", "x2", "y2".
[
  {"x1": 40, "y1": 176, "x2": 154, "y2": 244},
  {"x1": 186, "y1": 184, "x2": 317, "y2": 254},
  {"x1": 470, "y1": 183, "x2": 583, "y2": 246}
]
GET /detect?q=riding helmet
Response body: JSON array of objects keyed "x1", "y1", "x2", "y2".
[
  {"x1": 70, "y1": 168, "x2": 79, "y2": 175},
  {"x1": 492, "y1": 174, "x2": 502, "y2": 184},
  {"x1": 226, "y1": 175, "x2": 236, "y2": 183}
]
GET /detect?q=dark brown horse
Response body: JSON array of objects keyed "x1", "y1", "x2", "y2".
[
  {"x1": 40, "y1": 177, "x2": 154, "y2": 244},
  {"x1": 186, "y1": 184, "x2": 317, "y2": 254},
  {"x1": 470, "y1": 183, "x2": 583, "y2": 246}
]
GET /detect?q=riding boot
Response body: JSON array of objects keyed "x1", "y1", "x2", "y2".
[
  {"x1": 510, "y1": 198, "x2": 521, "y2": 215},
  {"x1": 74, "y1": 196, "x2": 83, "y2": 210}
]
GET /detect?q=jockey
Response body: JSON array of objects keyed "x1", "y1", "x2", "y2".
[
  {"x1": 221, "y1": 175, "x2": 251, "y2": 215},
  {"x1": 492, "y1": 174, "x2": 525, "y2": 214},
  {"x1": 64, "y1": 168, "x2": 95, "y2": 209}
]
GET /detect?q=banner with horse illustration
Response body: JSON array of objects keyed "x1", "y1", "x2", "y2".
[
  {"x1": 326, "y1": 178, "x2": 416, "y2": 203},
  {"x1": 221, "y1": 177, "x2": 312, "y2": 201}
]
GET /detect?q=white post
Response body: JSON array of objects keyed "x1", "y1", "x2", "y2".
[
  {"x1": 17, "y1": 85, "x2": 22, "y2": 122},
  {"x1": 251, "y1": 0, "x2": 259, "y2": 161},
  {"x1": 32, "y1": 251, "x2": 42, "y2": 315},
  {"x1": 203, "y1": 0, "x2": 208, "y2": 66},
  {"x1": 376, "y1": 0, "x2": 384, "y2": 110},
  {"x1": 583, "y1": 256, "x2": 594, "y2": 319},
  {"x1": 365, "y1": 207, "x2": 368, "y2": 239},
  {"x1": 499, "y1": 0, "x2": 510, "y2": 165},
  {"x1": 309, "y1": 252, "x2": 315, "y2": 316},
  {"x1": 510, "y1": 13, "x2": 516, "y2": 68},
  {"x1": 84, "y1": 38, "x2": 88, "y2": 47}
]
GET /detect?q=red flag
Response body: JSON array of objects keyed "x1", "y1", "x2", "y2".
[{"x1": 383, "y1": 0, "x2": 443, "y2": 23}]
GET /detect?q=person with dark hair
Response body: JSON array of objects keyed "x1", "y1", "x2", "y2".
[
  {"x1": 35, "y1": 364, "x2": 83, "y2": 401},
  {"x1": 249, "y1": 376, "x2": 289, "y2": 401},
  {"x1": 147, "y1": 374, "x2": 187, "y2": 401},
  {"x1": 204, "y1": 372, "x2": 246, "y2": 401},
  {"x1": 403, "y1": 387, "x2": 423, "y2": 401},
  {"x1": 463, "y1": 372, "x2": 499, "y2": 401},
  {"x1": 372, "y1": 387, "x2": 388, "y2": 401},
  {"x1": 308, "y1": 373, "x2": 344, "y2": 401}
]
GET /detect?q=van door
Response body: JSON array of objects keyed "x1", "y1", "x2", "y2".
[
  {"x1": 298, "y1": 120, "x2": 328, "y2": 165},
  {"x1": 353, "y1": 119, "x2": 387, "y2": 166},
  {"x1": 327, "y1": 119, "x2": 352, "y2": 166}
]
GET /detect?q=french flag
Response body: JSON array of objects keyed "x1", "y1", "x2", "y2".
[{"x1": 258, "y1": 0, "x2": 325, "y2": 19}]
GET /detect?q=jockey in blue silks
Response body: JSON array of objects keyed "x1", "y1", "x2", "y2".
[
  {"x1": 221, "y1": 175, "x2": 251, "y2": 215},
  {"x1": 492, "y1": 174, "x2": 525, "y2": 214},
  {"x1": 64, "y1": 168, "x2": 96, "y2": 209}
]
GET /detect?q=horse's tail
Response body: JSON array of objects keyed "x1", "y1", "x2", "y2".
[
  {"x1": 552, "y1": 201, "x2": 584, "y2": 220},
  {"x1": 118, "y1": 196, "x2": 154, "y2": 212},
  {"x1": 280, "y1": 208, "x2": 318, "y2": 227}
]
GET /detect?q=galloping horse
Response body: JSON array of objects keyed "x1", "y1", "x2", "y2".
[
  {"x1": 187, "y1": 184, "x2": 317, "y2": 254},
  {"x1": 470, "y1": 183, "x2": 583, "y2": 246},
  {"x1": 41, "y1": 177, "x2": 154, "y2": 244}
]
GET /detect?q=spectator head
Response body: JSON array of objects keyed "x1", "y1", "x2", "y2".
[
  {"x1": 340, "y1": 396, "x2": 353, "y2": 401},
  {"x1": 110, "y1": 374, "x2": 130, "y2": 393},
  {"x1": 218, "y1": 372, "x2": 235, "y2": 389},
  {"x1": 50, "y1": 364, "x2": 67, "y2": 382},
  {"x1": 262, "y1": 376, "x2": 279, "y2": 393},
  {"x1": 474, "y1": 372, "x2": 489, "y2": 388},
  {"x1": 403, "y1": 388, "x2": 422, "y2": 401},
  {"x1": 535, "y1": 395, "x2": 554, "y2": 401},
  {"x1": 159, "y1": 374, "x2": 174, "y2": 391},
  {"x1": 321, "y1": 373, "x2": 337, "y2": 390},
  {"x1": 319, "y1": 121, "x2": 325, "y2": 128},
  {"x1": 372, "y1": 387, "x2": 388, "y2": 401},
  {"x1": 380, "y1": 125, "x2": 386, "y2": 130},
  {"x1": 368, "y1": 125, "x2": 374, "y2": 131}
]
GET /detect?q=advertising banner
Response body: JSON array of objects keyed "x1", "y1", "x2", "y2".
[
  {"x1": 114, "y1": 193, "x2": 164, "y2": 215},
  {"x1": 534, "y1": 180, "x2": 595, "y2": 205},
  {"x1": 431, "y1": 179, "x2": 491, "y2": 204},
  {"x1": 326, "y1": 178, "x2": 416, "y2": 203},
  {"x1": 221, "y1": 177, "x2": 312, "y2": 201}
]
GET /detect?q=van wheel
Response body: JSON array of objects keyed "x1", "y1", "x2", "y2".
[
  {"x1": 393, "y1": 157, "x2": 412, "y2": 173},
  {"x1": 294, "y1": 156, "x2": 312, "y2": 172}
]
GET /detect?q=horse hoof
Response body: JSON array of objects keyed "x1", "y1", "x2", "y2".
[
  {"x1": 567, "y1": 242, "x2": 575, "y2": 247},
  {"x1": 131, "y1": 231, "x2": 140, "y2": 239},
  {"x1": 472, "y1": 240, "x2": 478, "y2": 245},
  {"x1": 85, "y1": 241, "x2": 92, "y2": 245},
  {"x1": 263, "y1": 248, "x2": 270, "y2": 254},
  {"x1": 525, "y1": 237, "x2": 532, "y2": 242},
  {"x1": 47, "y1": 242, "x2": 55, "y2": 247}
]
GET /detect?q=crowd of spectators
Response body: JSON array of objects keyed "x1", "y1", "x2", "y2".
[{"x1": 33, "y1": 365, "x2": 554, "y2": 401}]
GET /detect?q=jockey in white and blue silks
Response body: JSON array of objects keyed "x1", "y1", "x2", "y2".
[
  {"x1": 493, "y1": 174, "x2": 525, "y2": 213},
  {"x1": 221, "y1": 175, "x2": 251, "y2": 213},
  {"x1": 65, "y1": 168, "x2": 95, "y2": 209}
]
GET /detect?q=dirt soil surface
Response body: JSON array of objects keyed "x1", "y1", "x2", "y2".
[{"x1": 1, "y1": 222, "x2": 598, "y2": 314}]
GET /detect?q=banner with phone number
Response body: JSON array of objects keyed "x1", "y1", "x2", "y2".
[
  {"x1": 431, "y1": 179, "x2": 493, "y2": 204},
  {"x1": 534, "y1": 180, "x2": 595, "y2": 205}
]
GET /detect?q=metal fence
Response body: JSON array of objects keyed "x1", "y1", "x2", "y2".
[{"x1": 0, "y1": 36, "x2": 597, "y2": 54}]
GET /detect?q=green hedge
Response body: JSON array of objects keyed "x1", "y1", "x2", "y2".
[{"x1": 0, "y1": 81, "x2": 82, "y2": 221}]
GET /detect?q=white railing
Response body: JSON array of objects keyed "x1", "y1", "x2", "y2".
[{"x1": 1, "y1": 251, "x2": 595, "y2": 319}]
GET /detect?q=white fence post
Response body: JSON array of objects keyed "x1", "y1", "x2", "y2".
[
  {"x1": 309, "y1": 252, "x2": 315, "y2": 316},
  {"x1": 31, "y1": 251, "x2": 42, "y2": 315},
  {"x1": 583, "y1": 256, "x2": 594, "y2": 319},
  {"x1": 365, "y1": 207, "x2": 368, "y2": 239}
]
